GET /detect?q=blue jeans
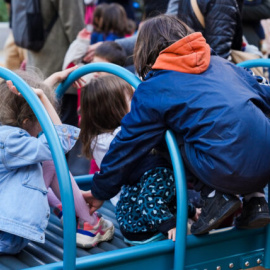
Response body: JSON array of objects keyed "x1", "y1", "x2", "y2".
[{"x1": 0, "y1": 231, "x2": 29, "y2": 254}]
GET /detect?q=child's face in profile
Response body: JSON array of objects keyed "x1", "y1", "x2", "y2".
[{"x1": 92, "y1": 56, "x2": 110, "y2": 78}]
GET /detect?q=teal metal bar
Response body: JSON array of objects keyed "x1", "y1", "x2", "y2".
[
  {"x1": 26, "y1": 240, "x2": 175, "y2": 270},
  {"x1": 0, "y1": 67, "x2": 76, "y2": 270},
  {"x1": 56, "y1": 63, "x2": 142, "y2": 98},
  {"x1": 236, "y1": 58, "x2": 270, "y2": 268},
  {"x1": 236, "y1": 58, "x2": 270, "y2": 68},
  {"x1": 165, "y1": 131, "x2": 188, "y2": 270}
]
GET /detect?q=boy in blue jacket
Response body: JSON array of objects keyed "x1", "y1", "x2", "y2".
[{"x1": 85, "y1": 15, "x2": 270, "y2": 236}]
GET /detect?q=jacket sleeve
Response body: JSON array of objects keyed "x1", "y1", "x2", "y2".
[
  {"x1": 242, "y1": 0, "x2": 270, "y2": 22},
  {"x1": 3, "y1": 125, "x2": 79, "y2": 170},
  {"x1": 62, "y1": 38, "x2": 89, "y2": 70},
  {"x1": 91, "y1": 86, "x2": 166, "y2": 200},
  {"x1": 200, "y1": 0, "x2": 240, "y2": 58}
]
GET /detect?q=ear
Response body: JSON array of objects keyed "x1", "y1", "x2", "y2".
[{"x1": 22, "y1": 119, "x2": 29, "y2": 125}]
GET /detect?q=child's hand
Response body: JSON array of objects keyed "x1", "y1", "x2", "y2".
[
  {"x1": 82, "y1": 190, "x2": 104, "y2": 215},
  {"x1": 168, "y1": 228, "x2": 176, "y2": 241},
  {"x1": 44, "y1": 66, "x2": 86, "y2": 89},
  {"x1": 77, "y1": 28, "x2": 91, "y2": 40},
  {"x1": 83, "y1": 42, "x2": 103, "y2": 63},
  {"x1": 6, "y1": 80, "x2": 44, "y2": 99},
  {"x1": 192, "y1": 208, "x2": 201, "y2": 222}
]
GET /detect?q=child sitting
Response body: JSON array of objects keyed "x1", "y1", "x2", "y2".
[
  {"x1": 87, "y1": 14, "x2": 270, "y2": 236},
  {"x1": 79, "y1": 75, "x2": 200, "y2": 243},
  {"x1": 0, "y1": 68, "x2": 114, "y2": 254}
]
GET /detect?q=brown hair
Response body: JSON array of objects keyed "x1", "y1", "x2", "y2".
[
  {"x1": 80, "y1": 75, "x2": 133, "y2": 159},
  {"x1": 95, "y1": 41, "x2": 127, "y2": 66},
  {"x1": 134, "y1": 14, "x2": 194, "y2": 78},
  {"x1": 0, "y1": 69, "x2": 57, "y2": 130},
  {"x1": 100, "y1": 3, "x2": 128, "y2": 37},
  {"x1": 93, "y1": 3, "x2": 108, "y2": 31}
]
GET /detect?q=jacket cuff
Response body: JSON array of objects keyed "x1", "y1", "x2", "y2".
[
  {"x1": 91, "y1": 173, "x2": 116, "y2": 200},
  {"x1": 157, "y1": 217, "x2": 176, "y2": 235}
]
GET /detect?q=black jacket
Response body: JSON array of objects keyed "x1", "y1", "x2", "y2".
[{"x1": 177, "y1": 0, "x2": 242, "y2": 58}]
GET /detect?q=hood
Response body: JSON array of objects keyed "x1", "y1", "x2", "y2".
[{"x1": 152, "y1": 32, "x2": 211, "y2": 74}]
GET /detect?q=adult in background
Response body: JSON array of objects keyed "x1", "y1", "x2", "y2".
[
  {"x1": 25, "y1": 0, "x2": 84, "y2": 127},
  {"x1": 166, "y1": 0, "x2": 243, "y2": 59},
  {"x1": 242, "y1": 0, "x2": 270, "y2": 50}
]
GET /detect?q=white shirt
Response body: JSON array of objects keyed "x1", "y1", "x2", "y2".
[{"x1": 92, "y1": 127, "x2": 121, "y2": 206}]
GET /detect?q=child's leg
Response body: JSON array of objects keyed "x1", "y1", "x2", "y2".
[
  {"x1": 43, "y1": 160, "x2": 98, "y2": 225},
  {"x1": 47, "y1": 187, "x2": 61, "y2": 207},
  {"x1": 0, "y1": 231, "x2": 29, "y2": 255},
  {"x1": 116, "y1": 167, "x2": 176, "y2": 242}
]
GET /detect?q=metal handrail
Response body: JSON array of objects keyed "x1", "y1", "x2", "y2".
[{"x1": 0, "y1": 67, "x2": 76, "y2": 270}]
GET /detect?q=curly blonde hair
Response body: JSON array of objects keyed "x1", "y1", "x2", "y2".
[{"x1": 0, "y1": 69, "x2": 57, "y2": 129}]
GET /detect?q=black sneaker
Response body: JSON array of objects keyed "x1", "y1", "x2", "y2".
[
  {"x1": 191, "y1": 192, "x2": 241, "y2": 235},
  {"x1": 235, "y1": 197, "x2": 270, "y2": 229}
]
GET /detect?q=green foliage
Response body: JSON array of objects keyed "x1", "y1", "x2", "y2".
[{"x1": 0, "y1": 0, "x2": 9, "y2": 22}]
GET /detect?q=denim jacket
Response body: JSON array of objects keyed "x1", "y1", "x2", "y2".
[{"x1": 0, "y1": 124, "x2": 80, "y2": 243}]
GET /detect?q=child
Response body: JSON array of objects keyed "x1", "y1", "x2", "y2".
[
  {"x1": 62, "y1": 40, "x2": 127, "y2": 175},
  {"x1": 0, "y1": 69, "x2": 113, "y2": 254},
  {"x1": 80, "y1": 75, "x2": 200, "y2": 243},
  {"x1": 86, "y1": 14, "x2": 270, "y2": 236},
  {"x1": 90, "y1": 3, "x2": 129, "y2": 44}
]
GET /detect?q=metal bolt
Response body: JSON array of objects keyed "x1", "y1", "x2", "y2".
[
  {"x1": 229, "y1": 263, "x2": 234, "y2": 268},
  {"x1": 245, "y1": 261, "x2": 250, "y2": 267},
  {"x1": 216, "y1": 266, "x2": 221, "y2": 270},
  {"x1": 257, "y1": 259, "x2": 262, "y2": 264}
]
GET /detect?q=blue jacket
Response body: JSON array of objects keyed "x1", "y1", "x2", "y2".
[
  {"x1": 91, "y1": 32, "x2": 270, "y2": 200},
  {"x1": 0, "y1": 124, "x2": 79, "y2": 243}
]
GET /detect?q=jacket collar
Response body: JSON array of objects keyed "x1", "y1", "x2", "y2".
[{"x1": 152, "y1": 32, "x2": 211, "y2": 74}]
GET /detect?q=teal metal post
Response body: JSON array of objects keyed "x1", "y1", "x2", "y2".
[
  {"x1": 56, "y1": 63, "x2": 142, "y2": 98},
  {"x1": 0, "y1": 67, "x2": 76, "y2": 270},
  {"x1": 237, "y1": 58, "x2": 270, "y2": 268},
  {"x1": 165, "y1": 131, "x2": 188, "y2": 270}
]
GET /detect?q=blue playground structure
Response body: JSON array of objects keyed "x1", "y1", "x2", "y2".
[{"x1": 0, "y1": 59, "x2": 270, "y2": 270}]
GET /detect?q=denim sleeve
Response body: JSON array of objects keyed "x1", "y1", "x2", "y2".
[{"x1": 3, "y1": 124, "x2": 80, "y2": 170}]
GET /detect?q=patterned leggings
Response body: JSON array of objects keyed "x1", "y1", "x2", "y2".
[{"x1": 116, "y1": 167, "x2": 176, "y2": 239}]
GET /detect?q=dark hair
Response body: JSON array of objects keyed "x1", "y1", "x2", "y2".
[
  {"x1": 134, "y1": 15, "x2": 194, "y2": 78},
  {"x1": 93, "y1": 3, "x2": 108, "y2": 31},
  {"x1": 80, "y1": 75, "x2": 133, "y2": 159},
  {"x1": 0, "y1": 69, "x2": 57, "y2": 129},
  {"x1": 95, "y1": 41, "x2": 127, "y2": 66},
  {"x1": 99, "y1": 3, "x2": 128, "y2": 37}
]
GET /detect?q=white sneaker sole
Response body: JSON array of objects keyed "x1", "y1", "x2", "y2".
[{"x1": 76, "y1": 225, "x2": 115, "y2": 248}]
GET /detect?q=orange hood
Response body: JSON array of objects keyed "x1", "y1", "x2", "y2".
[{"x1": 152, "y1": 32, "x2": 211, "y2": 74}]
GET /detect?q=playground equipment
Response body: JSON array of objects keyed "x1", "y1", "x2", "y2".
[{"x1": 0, "y1": 59, "x2": 269, "y2": 270}]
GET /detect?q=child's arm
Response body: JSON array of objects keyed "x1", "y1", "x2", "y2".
[
  {"x1": 62, "y1": 28, "x2": 91, "y2": 69},
  {"x1": 6, "y1": 81, "x2": 61, "y2": 125},
  {"x1": 44, "y1": 65, "x2": 85, "y2": 89}
]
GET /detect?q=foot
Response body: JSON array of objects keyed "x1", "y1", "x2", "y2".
[
  {"x1": 191, "y1": 192, "x2": 241, "y2": 235},
  {"x1": 53, "y1": 204, "x2": 63, "y2": 224},
  {"x1": 235, "y1": 197, "x2": 270, "y2": 229},
  {"x1": 76, "y1": 215, "x2": 115, "y2": 248}
]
